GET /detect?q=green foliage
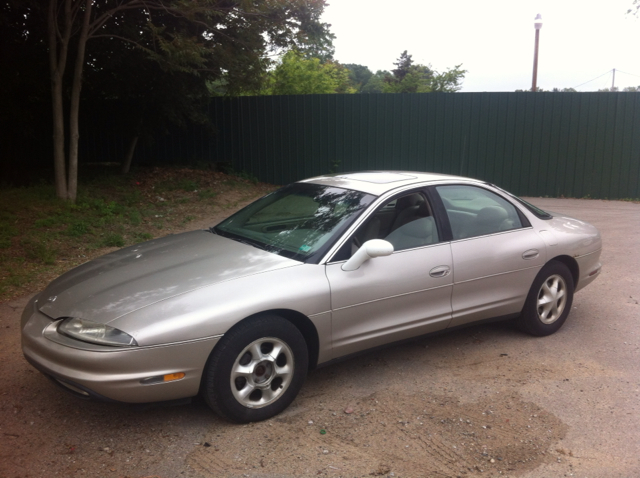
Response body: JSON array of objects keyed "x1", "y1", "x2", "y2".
[
  {"x1": 342, "y1": 52, "x2": 465, "y2": 94},
  {"x1": 361, "y1": 70, "x2": 391, "y2": 93},
  {"x1": 429, "y1": 65, "x2": 467, "y2": 92},
  {"x1": 598, "y1": 86, "x2": 640, "y2": 92},
  {"x1": 383, "y1": 51, "x2": 466, "y2": 93},
  {"x1": 344, "y1": 64, "x2": 374, "y2": 92},
  {"x1": 266, "y1": 50, "x2": 355, "y2": 95},
  {"x1": 391, "y1": 51, "x2": 415, "y2": 81},
  {"x1": 0, "y1": 0, "x2": 335, "y2": 197}
]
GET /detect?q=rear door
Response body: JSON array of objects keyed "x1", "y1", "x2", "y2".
[{"x1": 433, "y1": 185, "x2": 547, "y2": 327}]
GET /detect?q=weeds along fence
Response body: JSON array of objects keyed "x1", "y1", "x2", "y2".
[{"x1": 4, "y1": 92, "x2": 640, "y2": 199}]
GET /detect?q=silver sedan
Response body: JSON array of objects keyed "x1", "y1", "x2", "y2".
[{"x1": 21, "y1": 171, "x2": 602, "y2": 422}]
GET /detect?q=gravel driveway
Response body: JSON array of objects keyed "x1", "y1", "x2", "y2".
[{"x1": 1, "y1": 197, "x2": 638, "y2": 478}]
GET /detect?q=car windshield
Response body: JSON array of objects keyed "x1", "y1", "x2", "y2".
[{"x1": 214, "y1": 183, "x2": 375, "y2": 262}]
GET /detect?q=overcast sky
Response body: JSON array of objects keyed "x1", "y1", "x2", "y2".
[{"x1": 321, "y1": 0, "x2": 640, "y2": 92}]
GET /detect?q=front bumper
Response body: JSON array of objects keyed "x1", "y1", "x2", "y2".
[
  {"x1": 21, "y1": 303, "x2": 220, "y2": 403},
  {"x1": 574, "y1": 249, "x2": 602, "y2": 293}
]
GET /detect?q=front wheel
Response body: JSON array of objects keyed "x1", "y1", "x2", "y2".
[
  {"x1": 201, "y1": 315, "x2": 308, "y2": 423},
  {"x1": 517, "y1": 261, "x2": 574, "y2": 336}
]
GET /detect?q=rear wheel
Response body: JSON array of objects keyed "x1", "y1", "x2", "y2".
[
  {"x1": 517, "y1": 261, "x2": 574, "y2": 336},
  {"x1": 202, "y1": 315, "x2": 308, "y2": 423}
]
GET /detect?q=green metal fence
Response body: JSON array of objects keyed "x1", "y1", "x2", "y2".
[
  {"x1": 205, "y1": 92, "x2": 640, "y2": 199},
  {"x1": 5, "y1": 92, "x2": 639, "y2": 198}
]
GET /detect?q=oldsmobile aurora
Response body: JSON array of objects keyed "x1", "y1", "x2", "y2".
[{"x1": 21, "y1": 171, "x2": 602, "y2": 422}]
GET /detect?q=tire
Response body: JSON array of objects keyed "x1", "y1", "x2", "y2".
[
  {"x1": 517, "y1": 260, "x2": 574, "y2": 337},
  {"x1": 201, "y1": 315, "x2": 308, "y2": 423}
]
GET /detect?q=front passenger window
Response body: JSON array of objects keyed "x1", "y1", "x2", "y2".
[{"x1": 436, "y1": 185, "x2": 523, "y2": 240}]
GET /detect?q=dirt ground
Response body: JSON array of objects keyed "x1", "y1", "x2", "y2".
[{"x1": 1, "y1": 197, "x2": 639, "y2": 478}]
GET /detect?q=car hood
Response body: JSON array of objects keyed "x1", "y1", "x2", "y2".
[{"x1": 38, "y1": 230, "x2": 299, "y2": 324}]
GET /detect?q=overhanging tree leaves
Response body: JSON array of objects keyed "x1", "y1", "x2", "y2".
[{"x1": 45, "y1": 0, "x2": 332, "y2": 201}]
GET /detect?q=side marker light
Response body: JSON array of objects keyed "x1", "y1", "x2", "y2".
[{"x1": 163, "y1": 372, "x2": 185, "y2": 382}]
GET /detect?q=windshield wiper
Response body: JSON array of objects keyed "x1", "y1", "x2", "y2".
[
  {"x1": 232, "y1": 237, "x2": 269, "y2": 251},
  {"x1": 213, "y1": 227, "x2": 278, "y2": 253}
]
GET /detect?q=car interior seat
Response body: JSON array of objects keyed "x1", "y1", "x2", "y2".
[
  {"x1": 471, "y1": 206, "x2": 508, "y2": 237},
  {"x1": 385, "y1": 216, "x2": 438, "y2": 250},
  {"x1": 390, "y1": 194, "x2": 425, "y2": 231}
]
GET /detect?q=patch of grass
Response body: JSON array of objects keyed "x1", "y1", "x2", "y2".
[
  {"x1": 65, "y1": 221, "x2": 91, "y2": 237},
  {"x1": 157, "y1": 178, "x2": 200, "y2": 192},
  {"x1": 0, "y1": 215, "x2": 18, "y2": 248},
  {"x1": 198, "y1": 188, "x2": 218, "y2": 200},
  {"x1": 99, "y1": 233, "x2": 125, "y2": 248},
  {"x1": 21, "y1": 238, "x2": 57, "y2": 265},
  {"x1": 133, "y1": 232, "x2": 153, "y2": 242},
  {"x1": 0, "y1": 166, "x2": 274, "y2": 303},
  {"x1": 127, "y1": 210, "x2": 142, "y2": 226},
  {"x1": 5, "y1": 266, "x2": 35, "y2": 288},
  {"x1": 34, "y1": 217, "x2": 60, "y2": 228},
  {"x1": 231, "y1": 170, "x2": 259, "y2": 185},
  {"x1": 122, "y1": 189, "x2": 141, "y2": 207}
]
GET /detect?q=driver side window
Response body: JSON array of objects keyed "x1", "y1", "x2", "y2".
[{"x1": 333, "y1": 191, "x2": 440, "y2": 261}]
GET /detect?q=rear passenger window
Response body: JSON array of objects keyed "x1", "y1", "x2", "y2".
[{"x1": 436, "y1": 185, "x2": 523, "y2": 240}]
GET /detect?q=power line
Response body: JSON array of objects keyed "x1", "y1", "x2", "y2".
[
  {"x1": 615, "y1": 69, "x2": 640, "y2": 79},
  {"x1": 572, "y1": 70, "x2": 613, "y2": 89}
]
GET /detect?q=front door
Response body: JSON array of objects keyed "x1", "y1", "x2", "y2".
[{"x1": 325, "y1": 190, "x2": 454, "y2": 359}]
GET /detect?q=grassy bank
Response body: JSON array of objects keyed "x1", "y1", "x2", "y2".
[{"x1": 0, "y1": 167, "x2": 274, "y2": 303}]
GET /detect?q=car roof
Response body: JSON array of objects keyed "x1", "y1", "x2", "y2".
[{"x1": 299, "y1": 171, "x2": 477, "y2": 196}]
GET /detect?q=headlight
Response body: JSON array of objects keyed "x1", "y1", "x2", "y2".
[{"x1": 58, "y1": 317, "x2": 138, "y2": 347}]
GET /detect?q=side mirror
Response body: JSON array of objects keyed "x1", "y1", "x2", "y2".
[{"x1": 341, "y1": 239, "x2": 394, "y2": 271}]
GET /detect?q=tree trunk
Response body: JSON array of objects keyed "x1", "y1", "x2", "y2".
[
  {"x1": 48, "y1": 0, "x2": 72, "y2": 199},
  {"x1": 66, "y1": 0, "x2": 92, "y2": 202},
  {"x1": 121, "y1": 134, "x2": 139, "y2": 174},
  {"x1": 50, "y1": 74, "x2": 67, "y2": 199}
]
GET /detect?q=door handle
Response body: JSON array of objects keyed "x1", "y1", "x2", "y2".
[
  {"x1": 429, "y1": 265, "x2": 451, "y2": 278},
  {"x1": 522, "y1": 249, "x2": 540, "y2": 260}
]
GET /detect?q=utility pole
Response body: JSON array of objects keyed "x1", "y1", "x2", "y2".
[{"x1": 612, "y1": 68, "x2": 616, "y2": 90}]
